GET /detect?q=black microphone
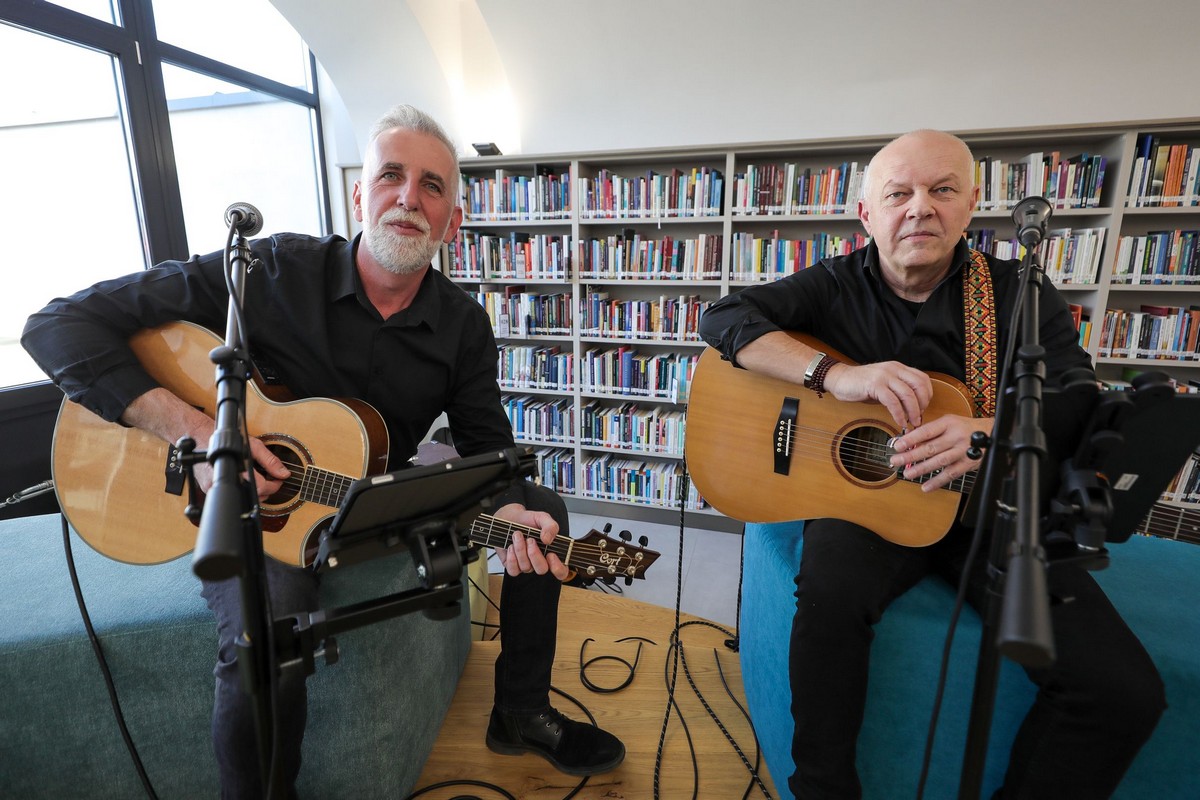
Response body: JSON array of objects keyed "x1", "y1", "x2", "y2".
[
  {"x1": 1011, "y1": 196, "x2": 1052, "y2": 247},
  {"x1": 224, "y1": 202, "x2": 263, "y2": 237}
]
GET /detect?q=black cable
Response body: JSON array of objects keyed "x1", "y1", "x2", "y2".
[
  {"x1": 727, "y1": 523, "x2": 747, "y2": 653},
  {"x1": 402, "y1": 779, "x2": 517, "y2": 800},
  {"x1": 711, "y1": 642, "x2": 773, "y2": 799},
  {"x1": 652, "y1": 465, "x2": 693, "y2": 799},
  {"x1": 578, "y1": 636, "x2": 655, "y2": 693},
  {"x1": 674, "y1": 620, "x2": 772, "y2": 796},
  {"x1": 916, "y1": 519, "x2": 989, "y2": 799},
  {"x1": 658, "y1": 633, "x2": 701, "y2": 800},
  {"x1": 467, "y1": 572, "x2": 503, "y2": 640},
  {"x1": 61, "y1": 514, "x2": 160, "y2": 800}
]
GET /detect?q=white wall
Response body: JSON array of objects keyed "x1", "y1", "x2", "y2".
[{"x1": 275, "y1": 0, "x2": 1200, "y2": 169}]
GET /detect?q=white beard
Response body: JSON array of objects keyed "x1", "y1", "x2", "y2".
[{"x1": 364, "y1": 209, "x2": 441, "y2": 275}]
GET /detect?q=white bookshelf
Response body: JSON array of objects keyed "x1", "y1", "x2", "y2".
[{"x1": 442, "y1": 120, "x2": 1200, "y2": 519}]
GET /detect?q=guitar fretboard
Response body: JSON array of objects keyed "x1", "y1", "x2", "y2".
[
  {"x1": 300, "y1": 466, "x2": 356, "y2": 508},
  {"x1": 468, "y1": 515, "x2": 573, "y2": 562},
  {"x1": 1138, "y1": 503, "x2": 1200, "y2": 545},
  {"x1": 895, "y1": 456, "x2": 1200, "y2": 546}
]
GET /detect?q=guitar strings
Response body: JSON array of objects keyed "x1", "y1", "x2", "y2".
[
  {"x1": 253, "y1": 439, "x2": 1200, "y2": 547},
  {"x1": 467, "y1": 519, "x2": 649, "y2": 577},
  {"x1": 775, "y1": 422, "x2": 973, "y2": 492},
  {"x1": 245, "y1": 458, "x2": 650, "y2": 565},
  {"x1": 777, "y1": 424, "x2": 1199, "y2": 543}
]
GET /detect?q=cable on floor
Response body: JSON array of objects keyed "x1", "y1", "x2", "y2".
[
  {"x1": 61, "y1": 514, "x2": 160, "y2": 800},
  {"x1": 578, "y1": 635, "x2": 656, "y2": 693},
  {"x1": 647, "y1": 459, "x2": 773, "y2": 799},
  {"x1": 664, "y1": 619, "x2": 773, "y2": 800}
]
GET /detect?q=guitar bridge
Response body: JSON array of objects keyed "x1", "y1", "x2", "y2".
[
  {"x1": 774, "y1": 397, "x2": 800, "y2": 475},
  {"x1": 164, "y1": 443, "x2": 186, "y2": 496}
]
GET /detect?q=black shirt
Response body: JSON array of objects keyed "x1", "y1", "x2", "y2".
[
  {"x1": 698, "y1": 239, "x2": 1094, "y2": 388},
  {"x1": 21, "y1": 233, "x2": 514, "y2": 469}
]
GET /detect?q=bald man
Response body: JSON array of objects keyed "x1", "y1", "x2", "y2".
[{"x1": 699, "y1": 130, "x2": 1163, "y2": 799}]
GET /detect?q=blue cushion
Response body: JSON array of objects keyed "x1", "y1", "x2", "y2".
[
  {"x1": 739, "y1": 521, "x2": 1200, "y2": 800},
  {"x1": 0, "y1": 513, "x2": 471, "y2": 799}
]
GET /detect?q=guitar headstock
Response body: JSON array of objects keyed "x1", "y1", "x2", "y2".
[{"x1": 568, "y1": 523, "x2": 661, "y2": 585}]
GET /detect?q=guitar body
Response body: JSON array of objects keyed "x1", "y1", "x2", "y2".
[
  {"x1": 685, "y1": 333, "x2": 975, "y2": 547},
  {"x1": 52, "y1": 321, "x2": 389, "y2": 566}
]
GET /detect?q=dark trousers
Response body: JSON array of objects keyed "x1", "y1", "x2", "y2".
[
  {"x1": 787, "y1": 518, "x2": 1166, "y2": 800},
  {"x1": 200, "y1": 482, "x2": 566, "y2": 799}
]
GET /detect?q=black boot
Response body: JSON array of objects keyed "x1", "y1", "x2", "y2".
[{"x1": 485, "y1": 706, "x2": 625, "y2": 776}]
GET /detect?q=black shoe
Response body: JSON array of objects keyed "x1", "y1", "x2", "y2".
[{"x1": 485, "y1": 706, "x2": 625, "y2": 776}]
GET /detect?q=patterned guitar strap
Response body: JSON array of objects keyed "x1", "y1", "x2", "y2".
[{"x1": 964, "y1": 248, "x2": 998, "y2": 418}]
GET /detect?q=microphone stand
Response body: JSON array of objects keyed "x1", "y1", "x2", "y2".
[
  {"x1": 958, "y1": 197, "x2": 1056, "y2": 800},
  {"x1": 186, "y1": 206, "x2": 283, "y2": 797}
]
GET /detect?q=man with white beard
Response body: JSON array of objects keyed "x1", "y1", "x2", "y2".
[{"x1": 22, "y1": 104, "x2": 625, "y2": 799}]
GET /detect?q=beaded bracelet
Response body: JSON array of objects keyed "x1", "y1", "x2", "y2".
[{"x1": 805, "y1": 354, "x2": 839, "y2": 397}]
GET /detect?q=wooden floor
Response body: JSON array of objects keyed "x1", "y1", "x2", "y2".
[{"x1": 410, "y1": 577, "x2": 779, "y2": 799}]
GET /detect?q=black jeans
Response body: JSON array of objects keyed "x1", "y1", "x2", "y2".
[
  {"x1": 787, "y1": 518, "x2": 1165, "y2": 800},
  {"x1": 200, "y1": 481, "x2": 566, "y2": 799}
]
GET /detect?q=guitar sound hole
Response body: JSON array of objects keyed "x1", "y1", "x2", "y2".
[
  {"x1": 838, "y1": 425, "x2": 895, "y2": 484},
  {"x1": 263, "y1": 441, "x2": 304, "y2": 506}
]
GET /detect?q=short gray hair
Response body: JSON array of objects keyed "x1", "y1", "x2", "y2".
[{"x1": 368, "y1": 104, "x2": 460, "y2": 183}]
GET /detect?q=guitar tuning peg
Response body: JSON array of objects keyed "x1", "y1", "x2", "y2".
[
  {"x1": 624, "y1": 576, "x2": 633, "y2": 586},
  {"x1": 603, "y1": 522, "x2": 613, "y2": 533},
  {"x1": 619, "y1": 530, "x2": 631, "y2": 541},
  {"x1": 638, "y1": 535, "x2": 649, "y2": 547}
]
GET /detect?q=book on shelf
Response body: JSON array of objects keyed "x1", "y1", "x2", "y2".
[
  {"x1": 1097, "y1": 305, "x2": 1200, "y2": 362},
  {"x1": 581, "y1": 166, "x2": 724, "y2": 219},
  {"x1": 1068, "y1": 303, "x2": 1084, "y2": 332},
  {"x1": 1147, "y1": 139, "x2": 1171, "y2": 207},
  {"x1": 975, "y1": 151, "x2": 1106, "y2": 210},
  {"x1": 1163, "y1": 144, "x2": 1189, "y2": 207},
  {"x1": 733, "y1": 160, "x2": 864, "y2": 215}
]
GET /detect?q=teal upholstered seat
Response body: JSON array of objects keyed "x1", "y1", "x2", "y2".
[
  {"x1": 0, "y1": 513, "x2": 470, "y2": 799},
  {"x1": 738, "y1": 521, "x2": 1200, "y2": 800}
]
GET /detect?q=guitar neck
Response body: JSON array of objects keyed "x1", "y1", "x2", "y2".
[
  {"x1": 466, "y1": 514, "x2": 659, "y2": 583},
  {"x1": 926, "y1": 469, "x2": 1200, "y2": 546},
  {"x1": 468, "y1": 514, "x2": 570, "y2": 560},
  {"x1": 1138, "y1": 502, "x2": 1200, "y2": 545}
]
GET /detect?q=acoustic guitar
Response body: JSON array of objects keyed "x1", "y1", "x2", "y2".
[
  {"x1": 52, "y1": 321, "x2": 662, "y2": 582},
  {"x1": 685, "y1": 332, "x2": 1200, "y2": 548}
]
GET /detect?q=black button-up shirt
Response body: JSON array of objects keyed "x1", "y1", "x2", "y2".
[
  {"x1": 699, "y1": 239, "x2": 1093, "y2": 388},
  {"x1": 22, "y1": 233, "x2": 513, "y2": 469}
]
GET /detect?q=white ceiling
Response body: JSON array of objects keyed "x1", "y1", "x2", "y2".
[{"x1": 274, "y1": 0, "x2": 1200, "y2": 163}]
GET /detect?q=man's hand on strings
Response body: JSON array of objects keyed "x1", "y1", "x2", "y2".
[
  {"x1": 493, "y1": 503, "x2": 569, "y2": 580},
  {"x1": 889, "y1": 414, "x2": 994, "y2": 492}
]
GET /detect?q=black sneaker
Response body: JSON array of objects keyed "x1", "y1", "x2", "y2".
[{"x1": 485, "y1": 706, "x2": 626, "y2": 776}]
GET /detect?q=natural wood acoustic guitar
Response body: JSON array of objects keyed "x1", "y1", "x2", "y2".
[
  {"x1": 52, "y1": 321, "x2": 662, "y2": 581},
  {"x1": 685, "y1": 332, "x2": 1200, "y2": 547}
]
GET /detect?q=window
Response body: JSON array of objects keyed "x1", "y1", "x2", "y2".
[
  {"x1": 163, "y1": 66, "x2": 324, "y2": 252},
  {"x1": 0, "y1": 0, "x2": 328, "y2": 390}
]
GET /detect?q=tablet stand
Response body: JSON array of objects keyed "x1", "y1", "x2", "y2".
[
  {"x1": 957, "y1": 199, "x2": 1200, "y2": 798},
  {"x1": 275, "y1": 447, "x2": 538, "y2": 679}
]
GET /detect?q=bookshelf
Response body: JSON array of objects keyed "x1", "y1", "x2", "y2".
[{"x1": 443, "y1": 120, "x2": 1200, "y2": 521}]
